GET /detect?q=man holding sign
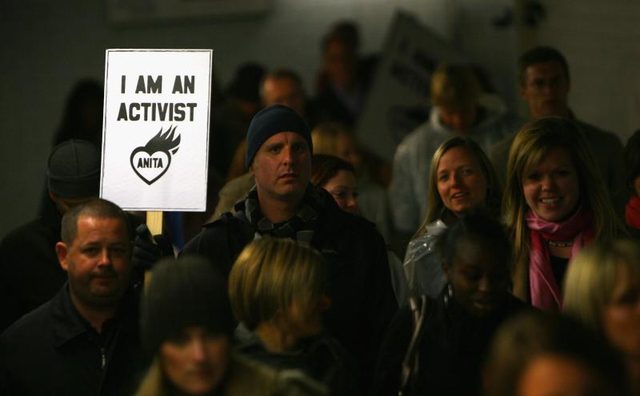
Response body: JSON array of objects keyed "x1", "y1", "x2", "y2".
[{"x1": 177, "y1": 104, "x2": 396, "y2": 392}]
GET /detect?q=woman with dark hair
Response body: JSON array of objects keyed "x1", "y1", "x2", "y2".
[
  {"x1": 311, "y1": 154, "x2": 408, "y2": 305},
  {"x1": 403, "y1": 136, "x2": 502, "y2": 298},
  {"x1": 311, "y1": 154, "x2": 359, "y2": 214},
  {"x1": 373, "y1": 213, "x2": 528, "y2": 396}
]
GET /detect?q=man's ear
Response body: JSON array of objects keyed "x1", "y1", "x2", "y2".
[{"x1": 55, "y1": 242, "x2": 69, "y2": 271}]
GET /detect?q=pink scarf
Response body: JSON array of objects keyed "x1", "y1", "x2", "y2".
[
  {"x1": 625, "y1": 196, "x2": 640, "y2": 229},
  {"x1": 526, "y1": 208, "x2": 595, "y2": 311}
]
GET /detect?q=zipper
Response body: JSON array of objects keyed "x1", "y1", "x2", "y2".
[{"x1": 100, "y1": 347, "x2": 106, "y2": 369}]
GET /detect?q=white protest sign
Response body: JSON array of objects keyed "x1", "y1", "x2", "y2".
[{"x1": 101, "y1": 49, "x2": 212, "y2": 211}]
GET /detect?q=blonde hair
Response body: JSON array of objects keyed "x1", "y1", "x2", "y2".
[
  {"x1": 414, "y1": 136, "x2": 502, "y2": 238},
  {"x1": 311, "y1": 122, "x2": 353, "y2": 156},
  {"x1": 563, "y1": 239, "x2": 640, "y2": 332},
  {"x1": 228, "y1": 237, "x2": 327, "y2": 330},
  {"x1": 430, "y1": 63, "x2": 480, "y2": 109},
  {"x1": 503, "y1": 117, "x2": 626, "y2": 299}
]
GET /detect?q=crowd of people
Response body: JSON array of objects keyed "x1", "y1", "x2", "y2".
[{"x1": 1, "y1": 19, "x2": 640, "y2": 396}]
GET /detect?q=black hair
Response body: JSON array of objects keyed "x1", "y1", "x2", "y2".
[
  {"x1": 311, "y1": 154, "x2": 356, "y2": 188},
  {"x1": 438, "y1": 211, "x2": 511, "y2": 270},
  {"x1": 518, "y1": 46, "x2": 570, "y2": 85}
]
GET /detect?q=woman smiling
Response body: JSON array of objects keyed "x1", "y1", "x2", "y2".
[{"x1": 503, "y1": 117, "x2": 626, "y2": 311}]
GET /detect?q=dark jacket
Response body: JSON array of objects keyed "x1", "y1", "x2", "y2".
[
  {"x1": 181, "y1": 186, "x2": 397, "y2": 390},
  {"x1": 373, "y1": 290, "x2": 529, "y2": 396},
  {"x1": 0, "y1": 285, "x2": 147, "y2": 396},
  {"x1": 0, "y1": 212, "x2": 143, "y2": 332},
  {"x1": 0, "y1": 215, "x2": 66, "y2": 332},
  {"x1": 234, "y1": 325, "x2": 361, "y2": 396}
]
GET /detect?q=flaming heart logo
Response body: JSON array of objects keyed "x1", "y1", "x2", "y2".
[{"x1": 130, "y1": 126, "x2": 181, "y2": 185}]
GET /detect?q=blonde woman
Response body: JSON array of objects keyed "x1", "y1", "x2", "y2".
[
  {"x1": 564, "y1": 239, "x2": 640, "y2": 394},
  {"x1": 503, "y1": 116, "x2": 626, "y2": 311},
  {"x1": 403, "y1": 136, "x2": 502, "y2": 297},
  {"x1": 228, "y1": 237, "x2": 360, "y2": 396}
]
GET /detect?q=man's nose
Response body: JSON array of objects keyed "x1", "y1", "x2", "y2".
[
  {"x1": 478, "y1": 276, "x2": 492, "y2": 292},
  {"x1": 97, "y1": 249, "x2": 111, "y2": 266},
  {"x1": 282, "y1": 146, "x2": 294, "y2": 163}
]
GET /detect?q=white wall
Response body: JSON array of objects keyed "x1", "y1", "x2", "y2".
[
  {"x1": 533, "y1": 0, "x2": 640, "y2": 140},
  {"x1": 3, "y1": 0, "x2": 636, "y2": 238}
]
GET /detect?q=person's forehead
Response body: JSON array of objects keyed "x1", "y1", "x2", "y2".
[
  {"x1": 75, "y1": 215, "x2": 127, "y2": 237},
  {"x1": 267, "y1": 76, "x2": 300, "y2": 90}
]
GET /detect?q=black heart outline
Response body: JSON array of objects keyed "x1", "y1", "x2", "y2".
[{"x1": 130, "y1": 148, "x2": 172, "y2": 185}]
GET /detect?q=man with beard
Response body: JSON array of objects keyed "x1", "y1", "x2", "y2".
[{"x1": 0, "y1": 198, "x2": 146, "y2": 396}]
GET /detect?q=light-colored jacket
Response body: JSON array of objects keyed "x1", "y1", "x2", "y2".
[{"x1": 403, "y1": 220, "x2": 448, "y2": 298}]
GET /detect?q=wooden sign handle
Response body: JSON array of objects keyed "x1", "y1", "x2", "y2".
[
  {"x1": 144, "y1": 211, "x2": 164, "y2": 290},
  {"x1": 146, "y1": 211, "x2": 163, "y2": 236}
]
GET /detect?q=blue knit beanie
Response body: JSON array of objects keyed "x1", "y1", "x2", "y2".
[{"x1": 245, "y1": 105, "x2": 312, "y2": 168}]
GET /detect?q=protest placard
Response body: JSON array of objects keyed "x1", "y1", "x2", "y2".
[{"x1": 101, "y1": 49, "x2": 212, "y2": 212}]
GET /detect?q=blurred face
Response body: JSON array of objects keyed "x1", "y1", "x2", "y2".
[
  {"x1": 518, "y1": 355, "x2": 596, "y2": 396},
  {"x1": 335, "y1": 132, "x2": 363, "y2": 171},
  {"x1": 602, "y1": 266, "x2": 640, "y2": 362},
  {"x1": 160, "y1": 327, "x2": 230, "y2": 395},
  {"x1": 444, "y1": 238, "x2": 510, "y2": 317},
  {"x1": 436, "y1": 146, "x2": 488, "y2": 216},
  {"x1": 522, "y1": 147, "x2": 580, "y2": 222},
  {"x1": 322, "y1": 169, "x2": 359, "y2": 214},
  {"x1": 438, "y1": 105, "x2": 477, "y2": 133},
  {"x1": 521, "y1": 61, "x2": 570, "y2": 119},
  {"x1": 56, "y1": 216, "x2": 131, "y2": 309},
  {"x1": 251, "y1": 132, "x2": 311, "y2": 203},
  {"x1": 262, "y1": 77, "x2": 306, "y2": 117},
  {"x1": 323, "y1": 39, "x2": 355, "y2": 88},
  {"x1": 285, "y1": 295, "x2": 329, "y2": 342}
]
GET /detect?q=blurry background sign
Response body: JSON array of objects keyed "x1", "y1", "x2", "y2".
[
  {"x1": 107, "y1": 0, "x2": 273, "y2": 24},
  {"x1": 101, "y1": 49, "x2": 212, "y2": 212},
  {"x1": 355, "y1": 11, "x2": 466, "y2": 162}
]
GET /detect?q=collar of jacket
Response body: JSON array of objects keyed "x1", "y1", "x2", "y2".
[
  {"x1": 50, "y1": 284, "x2": 94, "y2": 349},
  {"x1": 49, "y1": 284, "x2": 138, "y2": 349}
]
